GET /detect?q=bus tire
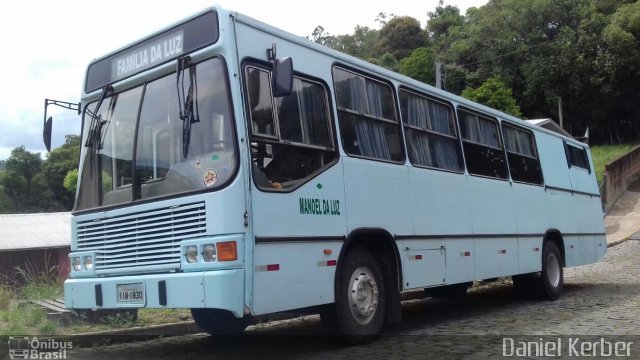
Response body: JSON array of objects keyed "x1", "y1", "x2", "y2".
[
  {"x1": 335, "y1": 247, "x2": 386, "y2": 344},
  {"x1": 537, "y1": 241, "x2": 563, "y2": 300},
  {"x1": 190, "y1": 308, "x2": 249, "y2": 336}
]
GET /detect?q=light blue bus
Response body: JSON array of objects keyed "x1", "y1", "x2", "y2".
[{"x1": 45, "y1": 5, "x2": 606, "y2": 343}]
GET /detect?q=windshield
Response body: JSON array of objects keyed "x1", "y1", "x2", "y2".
[{"x1": 75, "y1": 57, "x2": 237, "y2": 211}]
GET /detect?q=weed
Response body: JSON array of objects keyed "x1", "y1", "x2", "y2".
[
  {"x1": 39, "y1": 321, "x2": 57, "y2": 335},
  {"x1": 0, "y1": 284, "x2": 13, "y2": 310},
  {"x1": 14, "y1": 257, "x2": 62, "y2": 300}
]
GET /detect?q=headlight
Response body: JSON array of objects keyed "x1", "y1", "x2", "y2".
[
  {"x1": 72, "y1": 257, "x2": 81, "y2": 271},
  {"x1": 203, "y1": 244, "x2": 216, "y2": 262},
  {"x1": 185, "y1": 245, "x2": 198, "y2": 263},
  {"x1": 83, "y1": 256, "x2": 93, "y2": 271}
]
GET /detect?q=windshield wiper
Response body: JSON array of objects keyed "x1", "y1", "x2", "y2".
[
  {"x1": 176, "y1": 56, "x2": 200, "y2": 159},
  {"x1": 85, "y1": 85, "x2": 114, "y2": 148},
  {"x1": 85, "y1": 85, "x2": 114, "y2": 177}
]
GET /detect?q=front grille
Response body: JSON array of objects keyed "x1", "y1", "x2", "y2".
[{"x1": 76, "y1": 202, "x2": 206, "y2": 273}]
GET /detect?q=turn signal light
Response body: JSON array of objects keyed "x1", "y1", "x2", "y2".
[{"x1": 217, "y1": 241, "x2": 237, "y2": 262}]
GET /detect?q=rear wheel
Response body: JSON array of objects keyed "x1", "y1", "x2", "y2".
[
  {"x1": 190, "y1": 309, "x2": 250, "y2": 336},
  {"x1": 538, "y1": 241, "x2": 563, "y2": 300},
  {"x1": 323, "y1": 247, "x2": 386, "y2": 344}
]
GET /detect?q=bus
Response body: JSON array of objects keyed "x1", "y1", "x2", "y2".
[{"x1": 44, "y1": 5, "x2": 606, "y2": 344}]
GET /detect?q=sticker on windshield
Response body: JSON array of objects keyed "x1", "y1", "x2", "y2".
[{"x1": 203, "y1": 169, "x2": 218, "y2": 187}]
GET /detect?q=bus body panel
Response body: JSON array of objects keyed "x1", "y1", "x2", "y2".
[
  {"x1": 65, "y1": 269, "x2": 244, "y2": 316},
  {"x1": 398, "y1": 239, "x2": 446, "y2": 289},
  {"x1": 409, "y1": 167, "x2": 472, "y2": 236},
  {"x1": 252, "y1": 241, "x2": 342, "y2": 315},
  {"x1": 342, "y1": 157, "x2": 412, "y2": 234}
]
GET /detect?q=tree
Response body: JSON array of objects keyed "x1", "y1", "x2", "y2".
[
  {"x1": 63, "y1": 168, "x2": 79, "y2": 193},
  {"x1": 461, "y1": 76, "x2": 523, "y2": 117},
  {"x1": 399, "y1": 47, "x2": 437, "y2": 85},
  {"x1": 42, "y1": 135, "x2": 80, "y2": 210},
  {"x1": 375, "y1": 16, "x2": 428, "y2": 60},
  {"x1": 427, "y1": 1, "x2": 465, "y2": 39},
  {"x1": 0, "y1": 146, "x2": 51, "y2": 212}
]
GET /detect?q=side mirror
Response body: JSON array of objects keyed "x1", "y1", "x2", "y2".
[
  {"x1": 272, "y1": 57, "x2": 293, "y2": 97},
  {"x1": 43, "y1": 117, "x2": 53, "y2": 153}
]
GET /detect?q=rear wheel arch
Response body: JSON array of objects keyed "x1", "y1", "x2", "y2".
[{"x1": 544, "y1": 229, "x2": 565, "y2": 266}]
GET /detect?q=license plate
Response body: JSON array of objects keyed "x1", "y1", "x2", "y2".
[{"x1": 117, "y1": 283, "x2": 145, "y2": 304}]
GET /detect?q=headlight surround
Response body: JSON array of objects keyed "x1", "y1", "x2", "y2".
[
  {"x1": 185, "y1": 245, "x2": 198, "y2": 264},
  {"x1": 203, "y1": 244, "x2": 217, "y2": 262},
  {"x1": 83, "y1": 256, "x2": 93, "y2": 271},
  {"x1": 180, "y1": 235, "x2": 243, "y2": 270},
  {"x1": 72, "y1": 257, "x2": 81, "y2": 271}
]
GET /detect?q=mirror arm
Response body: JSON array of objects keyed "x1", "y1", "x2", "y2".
[{"x1": 42, "y1": 99, "x2": 81, "y2": 153}]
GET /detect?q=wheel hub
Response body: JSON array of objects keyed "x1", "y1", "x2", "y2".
[
  {"x1": 546, "y1": 252, "x2": 561, "y2": 287},
  {"x1": 348, "y1": 266, "x2": 379, "y2": 325}
]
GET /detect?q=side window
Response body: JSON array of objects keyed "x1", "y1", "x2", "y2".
[
  {"x1": 502, "y1": 124, "x2": 543, "y2": 184},
  {"x1": 565, "y1": 143, "x2": 590, "y2": 171},
  {"x1": 399, "y1": 90, "x2": 463, "y2": 172},
  {"x1": 332, "y1": 67, "x2": 402, "y2": 162},
  {"x1": 245, "y1": 65, "x2": 336, "y2": 191},
  {"x1": 458, "y1": 109, "x2": 508, "y2": 179}
]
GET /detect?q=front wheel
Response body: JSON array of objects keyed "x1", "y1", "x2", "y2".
[
  {"x1": 330, "y1": 247, "x2": 386, "y2": 344},
  {"x1": 190, "y1": 309, "x2": 250, "y2": 336}
]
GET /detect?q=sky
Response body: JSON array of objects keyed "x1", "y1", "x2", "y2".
[{"x1": 0, "y1": 0, "x2": 488, "y2": 160}]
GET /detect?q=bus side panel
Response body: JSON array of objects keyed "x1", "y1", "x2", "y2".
[
  {"x1": 251, "y1": 165, "x2": 346, "y2": 237},
  {"x1": 444, "y1": 238, "x2": 475, "y2": 284},
  {"x1": 342, "y1": 157, "x2": 411, "y2": 234},
  {"x1": 252, "y1": 242, "x2": 341, "y2": 315},
  {"x1": 517, "y1": 236, "x2": 543, "y2": 274},
  {"x1": 409, "y1": 168, "x2": 472, "y2": 236},
  {"x1": 397, "y1": 239, "x2": 445, "y2": 289},
  {"x1": 512, "y1": 183, "x2": 546, "y2": 274},
  {"x1": 474, "y1": 237, "x2": 519, "y2": 280},
  {"x1": 535, "y1": 133, "x2": 572, "y2": 191},
  {"x1": 512, "y1": 183, "x2": 548, "y2": 234},
  {"x1": 467, "y1": 177, "x2": 519, "y2": 280}
]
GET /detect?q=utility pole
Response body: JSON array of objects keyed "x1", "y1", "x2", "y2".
[
  {"x1": 435, "y1": 62, "x2": 443, "y2": 89},
  {"x1": 558, "y1": 96, "x2": 564, "y2": 129}
]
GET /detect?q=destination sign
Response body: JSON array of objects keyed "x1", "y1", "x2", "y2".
[
  {"x1": 111, "y1": 31, "x2": 184, "y2": 81},
  {"x1": 85, "y1": 10, "x2": 219, "y2": 93}
]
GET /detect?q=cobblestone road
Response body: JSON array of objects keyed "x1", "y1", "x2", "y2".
[{"x1": 70, "y1": 241, "x2": 640, "y2": 359}]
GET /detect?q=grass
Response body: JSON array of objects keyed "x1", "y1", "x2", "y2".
[
  {"x1": 0, "y1": 258, "x2": 192, "y2": 336},
  {"x1": 590, "y1": 143, "x2": 639, "y2": 184}
]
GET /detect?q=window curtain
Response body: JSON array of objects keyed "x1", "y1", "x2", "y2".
[
  {"x1": 300, "y1": 83, "x2": 330, "y2": 147},
  {"x1": 404, "y1": 94, "x2": 460, "y2": 170},
  {"x1": 463, "y1": 113, "x2": 499, "y2": 148},
  {"x1": 349, "y1": 79, "x2": 390, "y2": 160}
]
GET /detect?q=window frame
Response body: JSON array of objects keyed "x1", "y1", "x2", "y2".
[
  {"x1": 501, "y1": 121, "x2": 544, "y2": 186},
  {"x1": 457, "y1": 107, "x2": 509, "y2": 180},
  {"x1": 398, "y1": 87, "x2": 464, "y2": 174},
  {"x1": 564, "y1": 141, "x2": 591, "y2": 173},
  {"x1": 332, "y1": 65, "x2": 405, "y2": 164},
  {"x1": 242, "y1": 60, "x2": 339, "y2": 193}
]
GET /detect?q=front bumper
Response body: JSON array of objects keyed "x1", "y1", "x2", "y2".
[{"x1": 64, "y1": 269, "x2": 245, "y2": 317}]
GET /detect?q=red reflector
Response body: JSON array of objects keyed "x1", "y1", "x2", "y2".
[
  {"x1": 415, "y1": 255, "x2": 423, "y2": 260},
  {"x1": 327, "y1": 260, "x2": 337, "y2": 267},
  {"x1": 267, "y1": 264, "x2": 280, "y2": 271},
  {"x1": 464, "y1": 251, "x2": 471, "y2": 257},
  {"x1": 533, "y1": 247, "x2": 540, "y2": 252}
]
